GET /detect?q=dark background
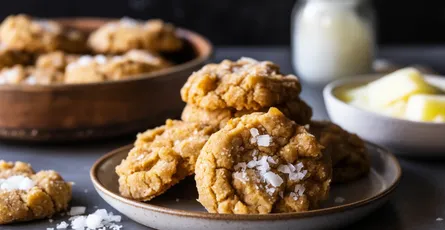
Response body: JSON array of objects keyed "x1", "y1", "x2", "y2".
[{"x1": 1, "y1": 0, "x2": 443, "y2": 45}]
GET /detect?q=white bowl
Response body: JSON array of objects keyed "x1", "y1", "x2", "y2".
[{"x1": 324, "y1": 74, "x2": 445, "y2": 156}]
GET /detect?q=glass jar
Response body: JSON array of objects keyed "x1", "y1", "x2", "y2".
[{"x1": 291, "y1": 0, "x2": 376, "y2": 85}]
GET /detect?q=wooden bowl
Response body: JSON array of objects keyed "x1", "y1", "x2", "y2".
[{"x1": 0, "y1": 18, "x2": 213, "y2": 141}]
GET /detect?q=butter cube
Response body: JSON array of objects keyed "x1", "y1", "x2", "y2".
[
  {"x1": 367, "y1": 68, "x2": 438, "y2": 108},
  {"x1": 336, "y1": 85, "x2": 368, "y2": 103},
  {"x1": 405, "y1": 94, "x2": 445, "y2": 122}
]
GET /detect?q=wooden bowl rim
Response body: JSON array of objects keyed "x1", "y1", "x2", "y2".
[{"x1": 0, "y1": 17, "x2": 213, "y2": 90}]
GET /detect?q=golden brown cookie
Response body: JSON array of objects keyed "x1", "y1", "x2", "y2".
[
  {"x1": 64, "y1": 50, "x2": 170, "y2": 84},
  {"x1": 0, "y1": 161, "x2": 72, "y2": 225},
  {"x1": 0, "y1": 65, "x2": 63, "y2": 85},
  {"x1": 116, "y1": 120, "x2": 215, "y2": 201},
  {"x1": 0, "y1": 14, "x2": 87, "y2": 53},
  {"x1": 180, "y1": 58, "x2": 302, "y2": 111},
  {"x1": 88, "y1": 17, "x2": 182, "y2": 54},
  {"x1": 181, "y1": 99, "x2": 312, "y2": 129},
  {"x1": 309, "y1": 121, "x2": 370, "y2": 183},
  {"x1": 36, "y1": 51, "x2": 79, "y2": 71},
  {"x1": 195, "y1": 108, "x2": 331, "y2": 214}
]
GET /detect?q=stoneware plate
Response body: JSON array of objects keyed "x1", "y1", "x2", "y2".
[
  {"x1": 90, "y1": 143, "x2": 401, "y2": 230},
  {"x1": 324, "y1": 74, "x2": 445, "y2": 156},
  {"x1": 0, "y1": 18, "x2": 212, "y2": 141}
]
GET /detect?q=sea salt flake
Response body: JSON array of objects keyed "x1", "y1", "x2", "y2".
[
  {"x1": 294, "y1": 184, "x2": 305, "y2": 196},
  {"x1": 250, "y1": 128, "x2": 259, "y2": 137},
  {"x1": 335, "y1": 197, "x2": 345, "y2": 203},
  {"x1": 256, "y1": 156, "x2": 270, "y2": 173},
  {"x1": 263, "y1": 172, "x2": 283, "y2": 187},
  {"x1": 71, "y1": 216, "x2": 87, "y2": 230},
  {"x1": 86, "y1": 213, "x2": 104, "y2": 229},
  {"x1": 290, "y1": 192, "x2": 298, "y2": 200},
  {"x1": 49, "y1": 219, "x2": 53, "y2": 223},
  {"x1": 56, "y1": 221, "x2": 68, "y2": 229},
  {"x1": 437, "y1": 217, "x2": 443, "y2": 221},
  {"x1": 47, "y1": 228, "x2": 54, "y2": 230},
  {"x1": 257, "y1": 135, "x2": 272, "y2": 147},
  {"x1": 69, "y1": 206, "x2": 86, "y2": 216},
  {"x1": 0, "y1": 175, "x2": 35, "y2": 191},
  {"x1": 267, "y1": 156, "x2": 277, "y2": 164}
]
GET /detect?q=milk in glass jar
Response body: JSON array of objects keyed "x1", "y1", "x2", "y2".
[{"x1": 291, "y1": 0, "x2": 376, "y2": 85}]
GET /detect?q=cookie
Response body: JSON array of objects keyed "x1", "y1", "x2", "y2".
[
  {"x1": 116, "y1": 119, "x2": 215, "y2": 201},
  {"x1": 0, "y1": 14, "x2": 87, "y2": 53},
  {"x1": 180, "y1": 57, "x2": 302, "y2": 111},
  {"x1": 64, "y1": 50, "x2": 170, "y2": 84},
  {"x1": 309, "y1": 121, "x2": 370, "y2": 183},
  {"x1": 195, "y1": 108, "x2": 331, "y2": 214},
  {"x1": 0, "y1": 161, "x2": 72, "y2": 225},
  {"x1": 88, "y1": 17, "x2": 182, "y2": 54},
  {"x1": 36, "y1": 51, "x2": 79, "y2": 72},
  {"x1": 0, "y1": 65, "x2": 63, "y2": 85},
  {"x1": 181, "y1": 99, "x2": 312, "y2": 129}
]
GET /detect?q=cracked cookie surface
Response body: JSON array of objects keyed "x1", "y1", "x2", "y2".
[
  {"x1": 0, "y1": 161, "x2": 72, "y2": 225},
  {"x1": 180, "y1": 58, "x2": 302, "y2": 111},
  {"x1": 309, "y1": 121, "x2": 370, "y2": 183},
  {"x1": 116, "y1": 119, "x2": 215, "y2": 201},
  {"x1": 181, "y1": 99, "x2": 312, "y2": 129},
  {"x1": 88, "y1": 17, "x2": 182, "y2": 54},
  {"x1": 195, "y1": 108, "x2": 331, "y2": 214}
]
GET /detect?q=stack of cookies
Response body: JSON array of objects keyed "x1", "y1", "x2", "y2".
[
  {"x1": 180, "y1": 57, "x2": 313, "y2": 129},
  {"x1": 115, "y1": 57, "x2": 370, "y2": 215}
]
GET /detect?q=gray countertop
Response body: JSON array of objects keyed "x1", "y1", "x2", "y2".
[{"x1": 2, "y1": 47, "x2": 445, "y2": 230}]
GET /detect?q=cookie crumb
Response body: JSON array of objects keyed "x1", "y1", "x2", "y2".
[
  {"x1": 335, "y1": 197, "x2": 346, "y2": 203},
  {"x1": 256, "y1": 135, "x2": 272, "y2": 147}
]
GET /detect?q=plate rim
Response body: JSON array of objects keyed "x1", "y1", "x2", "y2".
[{"x1": 90, "y1": 142, "x2": 402, "y2": 221}]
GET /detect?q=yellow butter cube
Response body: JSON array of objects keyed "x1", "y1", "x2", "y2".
[
  {"x1": 336, "y1": 85, "x2": 368, "y2": 103},
  {"x1": 367, "y1": 68, "x2": 439, "y2": 108},
  {"x1": 405, "y1": 94, "x2": 445, "y2": 122}
]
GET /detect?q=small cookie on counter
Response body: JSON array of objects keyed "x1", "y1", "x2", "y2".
[
  {"x1": 0, "y1": 14, "x2": 87, "y2": 53},
  {"x1": 64, "y1": 50, "x2": 170, "y2": 84},
  {"x1": 195, "y1": 108, "x2": 331, "y2": 214},
  {"x1": 116, "y1": 119, "x2": 215, "y2": 201},
  {"x1": 180, "y1": 57, "x2": 302, "y2": 111},
  {"x1": 0, "y1": 160, "x2": 72, "y2": 225},
  {"x1": 309, "y1": 121, "x2": 370, "y2": 183},
  {"x1": 181, "y1": 99, "x2": 312, "y2": 129},
  {"x1": 0, "y1": 65, "x2": 63, "y2": 85},
  {"x1": 88, "y1": 17, "x2": 182, "y2": 54}
]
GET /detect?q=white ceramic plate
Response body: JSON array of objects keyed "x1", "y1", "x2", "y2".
[
  {"x1": 90, "y1": 143, "x2": 401, "y2": 230},
  {"x1": 324, "y1": 74, "x2": 445, "y2": 156}
]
